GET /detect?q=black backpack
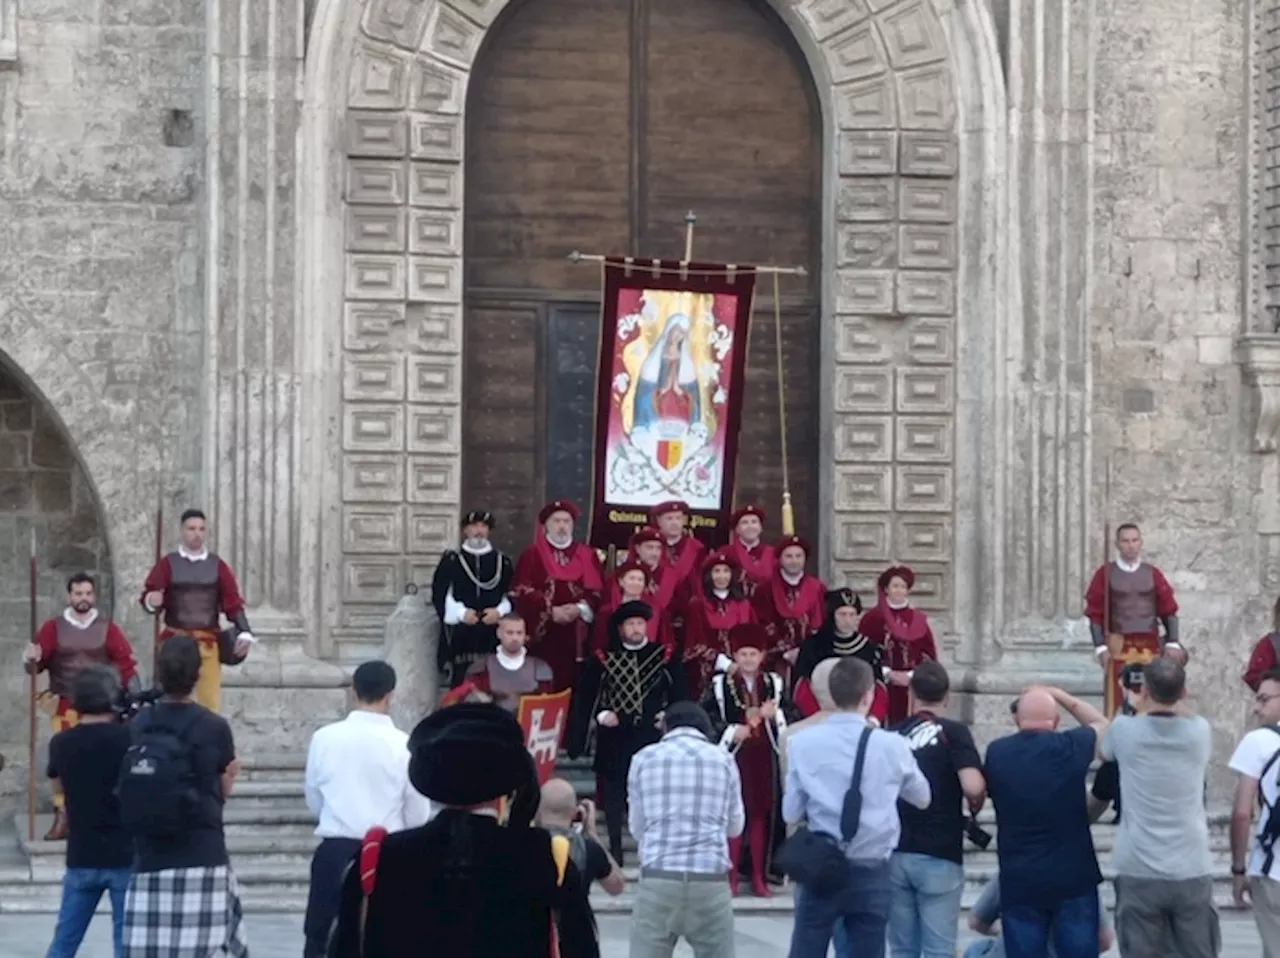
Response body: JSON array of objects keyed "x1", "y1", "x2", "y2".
[{"x1": 117, "y1": 707, "x2": 200, "y2": 838}]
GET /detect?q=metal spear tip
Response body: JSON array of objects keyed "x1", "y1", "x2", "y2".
[
  {"x1": 405, "y1": 583, "x2": 419, "y2": 595},
  {"x1": 685, "y1": 210, "x2": 697, "y2": 225},
  {"x1": 567, "y1": 250, "x2": 582, "y2": 262}
]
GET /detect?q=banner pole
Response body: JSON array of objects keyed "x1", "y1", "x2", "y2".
[
  {"x1": 27, "y1": 528, "x2": 38, "y2": 843},
  {"x1": 151, "y1": 489, "x2": 164, "y2": 684},
  {"x1": 566, "y1": 251, "x2": 806, "y2": 277},
  {"x1": 771, "y1": 271, "x2": 795, "y2": 536},
  {"x1": 1102, "y1": 455, "x2": 1115, "y2": 717},
  {"x1": 683, "y1": 211, "x2": 696, "y2": 263}
]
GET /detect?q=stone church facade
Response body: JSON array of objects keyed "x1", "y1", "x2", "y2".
[{"x1": 0, "y1": 0, "x2": 1277, "y2": 800}]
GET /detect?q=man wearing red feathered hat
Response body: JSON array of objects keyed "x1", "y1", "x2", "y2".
[
  {"x1": 509, "y1": 500, "x2": 604, "y2": 692},
  {"x1": 752, "y1": 534, "x2": 826, "y2": 671},
  {"x1": 702, "y1": 623, "x2": 792, "y2": 897},
  {"x1": 726, "y1": 504, "x2": 774, "y2": 597},
  {"x1": 858, "y1": 565, "x2": 938, "y2": 724}
]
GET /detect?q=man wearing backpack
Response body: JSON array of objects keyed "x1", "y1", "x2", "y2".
[
  {"x1": 1231, "y1": 666, "x2": 1280, "y2": 956},
  {"x1": 118, "y1": 635, "x2": 247, "y2": 958}
]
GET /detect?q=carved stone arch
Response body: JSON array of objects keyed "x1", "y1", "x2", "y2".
[
  {"x1": 298, "y1": 0, "x2": 1009, "y2": 657},
  {"x1": 0, "y1": 303, "x2": 156, "y2": 621}
]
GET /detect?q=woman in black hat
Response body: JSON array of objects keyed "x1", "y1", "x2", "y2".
[{"x1": 329, "y1": 703, "x2": 598, "y2": 958}]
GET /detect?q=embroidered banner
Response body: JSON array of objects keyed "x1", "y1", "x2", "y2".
[
  {"x1": 589, "y1": 259, "x2": 757, "y2": 551},
  {"x1": 517, "y1": 689, "x2": 574, "y2": 785}
]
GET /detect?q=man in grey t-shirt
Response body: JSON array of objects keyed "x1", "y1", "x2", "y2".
[{"x1": 1100, "y1": 656, "x2": 1219, "y2": 958}]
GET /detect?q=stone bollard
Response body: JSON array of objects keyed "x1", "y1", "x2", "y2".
[{"x1": 381, "y1": 584, "x2": 441, "y2": 730}]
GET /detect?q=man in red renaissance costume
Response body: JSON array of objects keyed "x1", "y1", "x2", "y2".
[
  {"x1": 726, "y1": 505, "x2": 774, "y2": 597},
  {"x1": 24, "y1": 572, "x2": 139, "y2": 840},
  {"x1": 1243, "y1": 596, "x2": 1280, "y2": 690},
  {"x1": 858, "y1": 566, "x2": 937, "y2": 725},
  {"x1": 1084, "y1": 522, "x2": 1183, "y2": 716},
  {"x1": 650, "y1": 500, "x2": 707, "y2": 624},
  {"x1": 752, "y1": 534, "x2": 826, "y2": 670},
  {"x1": 683, "y1": 549, "x2": 756, "y2": 700},
  {"x1": 141, "y1": 507, "x2": 255, "y2": 714},
  {"x1": 702, "y1": 623, "x2": 792, "y2": 897},
  {"x1": 510, "y1": 500, "x2": 604, "y2": 692},
  {"x1": 620, "y1": 527, "x2": 676, "y2": 619},
  {"x1": 792, "y1": 588, "x2": 888, "y2": 726}
]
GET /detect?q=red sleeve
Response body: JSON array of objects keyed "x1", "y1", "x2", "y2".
[
  {"x1": 590, "y1": 607, "x2": 612, "y2": 653},
  {"x1": 216, "y1": 559, "x2": 247, "y2": 618},
  {"x1": 581, "y1": 548, "x2": 605, "y2": 611},
  {"x1": 1152, "y1": 566, "x2": 1178, "y2": 617},
  {"x1": 1245, "y1": 637, "x2": 1277, "y2": 691},
  {"x1": 793, "y1": 678, "x2": 819, "y2": 718},
  {"x1": 104, "y1": 623, "x2": 138, "y2": 684},
  {"x1": 1083, "y1": 566, "x2": 1108, "y2": 625},
  {"x1": 809, "y1": 579, "x2": 828, "y2": 632},
  {"x1": 682, "y1": 600, "x2": 708, "y2": 659},
  {"x1": 440, "y1": 678, "x2": 485, "y2": 708},
  {"x1": 919, "y1": 616, "x2": 938, "y2": 664},
  {"x1": 870, "y1": 682, "x2": 889, "y2": 724},
  {"x1": 33, "y1": 620, "x2": 58, "y2": 669},
  {"x1": 859, "y1": 607, "x2": 886, "y2": 645},
  {"x1": 141, "y1": 557, "x2": 172, "y2": 609},
  {"x1": 510, "y1": 548, "x2": 553, "y2": 629}
]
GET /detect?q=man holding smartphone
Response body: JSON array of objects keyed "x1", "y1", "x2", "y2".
[{"x1": 537, "y1": 778, "x2": 626, "y2": 898}]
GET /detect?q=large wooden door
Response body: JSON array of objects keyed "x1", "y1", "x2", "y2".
[{"x1": 463, "y1": 0, "x2": 821, "y2": 551}]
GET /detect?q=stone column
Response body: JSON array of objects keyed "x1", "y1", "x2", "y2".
[
  {"x1": 205, "y1": 0, "x2": 310, "y2": 647},
  {"x1": 982, "y1": 0, "x2": 1096, "y2": 672}
]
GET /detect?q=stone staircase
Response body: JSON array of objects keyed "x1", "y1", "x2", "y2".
[{"x1": 0, "y1": 751, "x2": 1241, "y2": 915}]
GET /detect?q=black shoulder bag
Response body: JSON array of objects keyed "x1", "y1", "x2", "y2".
[{"x1": 775, "y1": 724, "x2": 873, "y2": 895}]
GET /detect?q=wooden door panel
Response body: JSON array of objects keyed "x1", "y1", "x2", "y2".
[
  {"x1": 642, "y1": 0, "x2": 819, "y2": 283},
  {"x1": 461, "y1": 302, "x2": 542, "y2": 547},
  {"x1": 465, "y1": 0, "x2": 632, "y2": 292}
]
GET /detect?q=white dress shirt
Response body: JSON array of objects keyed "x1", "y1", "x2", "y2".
[{"x1": 304, "y1": 709, "x2": 433, "y2": 838}]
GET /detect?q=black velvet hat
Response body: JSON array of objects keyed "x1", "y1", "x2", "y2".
[
  {"x1": 407, "y1": 703, "x2": 537, "y2": 809},
  {"x1": 461, "y1": 509, "x2": 495, "y2": 528},
  {"x1": 609, "y1": 599, "x2": 653, "y2": 630}
]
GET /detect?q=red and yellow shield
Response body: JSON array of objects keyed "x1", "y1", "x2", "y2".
[
  {"x1": 656, "y1": 439, "x2": 683, "y2": 470},
  {"x1": 516, "y1": 689, "x2": 573, "y2": 785}
]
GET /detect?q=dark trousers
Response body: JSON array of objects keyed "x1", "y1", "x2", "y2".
[
  {"x1": 304, "y1": 837, "x2": 362, "y2": 958},
  {"x1": 1002, "y1": 890, "x2": 1100, "y2": 958},
  {"x1": 789, "y1": 859, "x2": 892, "y2": 958},
  {"x1": 600, "y1": 764, "x2": 629, "y2": 864}
]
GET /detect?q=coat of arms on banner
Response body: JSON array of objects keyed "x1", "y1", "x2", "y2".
[
  {"x1": 604, "y1": 288, "x2": 742, "y2": 509},
  {"x1": 517, "y1": 689, "x2": 572, "y2": 785}
]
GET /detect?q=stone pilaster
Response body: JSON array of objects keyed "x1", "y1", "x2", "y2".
[
  {"x1": 985, "y1": 0, "x2": 1096, "y2": 671},
  {"x1": 206, "y1": 0, "x2": 309, "y2": 643}
]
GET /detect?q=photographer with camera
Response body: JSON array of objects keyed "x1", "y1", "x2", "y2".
[
  {"x1": 537, "y1": 778, "x2": 625, "y2": 899},
  {"x1": 888, "y1": 661, "x2": 986, "y2": 958},
  {"x1": 42, "y1": 666, "x2": 133, "y2": 958}
]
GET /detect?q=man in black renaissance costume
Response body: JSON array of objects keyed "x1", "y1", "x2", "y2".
[
  {"x1": 431, "y1": 510, "x2": 514, "y2": 687},
  {"x1": 567, "y1": 601, "x2": 681, "y2": 865}
]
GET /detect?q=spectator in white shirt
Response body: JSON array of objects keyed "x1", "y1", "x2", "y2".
[
  {"x1": 627, "y1": 701, "x2": 744, "y2": 958},
  {"x1": 302, "y1": 660, "x2": 432, "y2": 958},
  {"x1": 1230, "y1": 667, "x2": 1280, "y2": 958}
]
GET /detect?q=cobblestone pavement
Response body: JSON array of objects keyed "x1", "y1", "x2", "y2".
[{"x1": 0, "y1": 909, "x2": 1264, "y2": 956}]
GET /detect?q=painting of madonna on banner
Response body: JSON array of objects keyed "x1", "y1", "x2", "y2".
[{"x1": 590, "y1": 261, "x2": 756, "y2": 549}]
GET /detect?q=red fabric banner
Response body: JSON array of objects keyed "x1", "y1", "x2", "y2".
[
  {"x1": 588, "y1": 258, "x2": 757, "y2": 551},
  {"x1": 517, "y1": 689, "x2": 573, "y2": 786}
]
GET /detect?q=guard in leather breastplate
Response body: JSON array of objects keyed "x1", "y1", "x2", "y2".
[{"x1": 140, "y1": 508, "x2": 255, "y2": 714}]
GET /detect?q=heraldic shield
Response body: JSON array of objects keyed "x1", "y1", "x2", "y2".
[{"x1": 517, "y1": 689, "x2": 573, "y2": 785}]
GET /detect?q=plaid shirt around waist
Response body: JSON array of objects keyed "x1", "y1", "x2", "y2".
[{"x1": 626, "y1": 727, "x2": 745, "y2": 874}]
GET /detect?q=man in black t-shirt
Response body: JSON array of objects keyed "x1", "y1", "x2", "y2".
[
  {"x1": 44, "y1": 667, "x2": 134, "y2": 958},
  {"x1": 889, "y1": 662, "x2": 986, "y2": 958},
  {"x1": 119, "y1": 635, "x2": 249, "y2": 956}
]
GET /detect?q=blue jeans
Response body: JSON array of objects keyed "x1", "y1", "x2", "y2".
[
  {"x1": 887, "y1": 852, "x2": 965, "y2": 958},
  {"x1": 47, "y1": 866, "x2": 132, "y2": 958},
  {"x1": 1002, "y1": 890, "x2": 1100, "y2": 958},
  {"x1": 789, "y1": 859, "x2": 891, "y2": 958}
]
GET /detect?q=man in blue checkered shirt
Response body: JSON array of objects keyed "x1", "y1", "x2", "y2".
[{"x1": 627, "y1": 701, "x2": 745, "y2": 958}]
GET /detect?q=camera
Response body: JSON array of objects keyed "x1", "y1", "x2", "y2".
[
  {"x1": 964, "y1": 814, "x2": 993, "y2": 850},
  {"x1": 114, "y1": 686, "x2": 163, "y2": 723}
]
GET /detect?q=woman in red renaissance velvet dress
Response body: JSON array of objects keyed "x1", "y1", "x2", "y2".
[
  {"x1": 682, "y1": 550, "x2": 756, "y2": 701},
  {"x1": 857, "y1": 565, "x2": 937, "y2": 724},
  {"x1": 591, "y1": 560, "x2": 674, "y2": 654}
]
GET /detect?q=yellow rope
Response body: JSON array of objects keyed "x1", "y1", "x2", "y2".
[{"x1": 771, "y1": 271, "x2": 794, "y2": 536}]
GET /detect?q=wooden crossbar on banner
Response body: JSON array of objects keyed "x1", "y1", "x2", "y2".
[{"x1": 566, "y1": 251, "x2": 807, "y2": 278}]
